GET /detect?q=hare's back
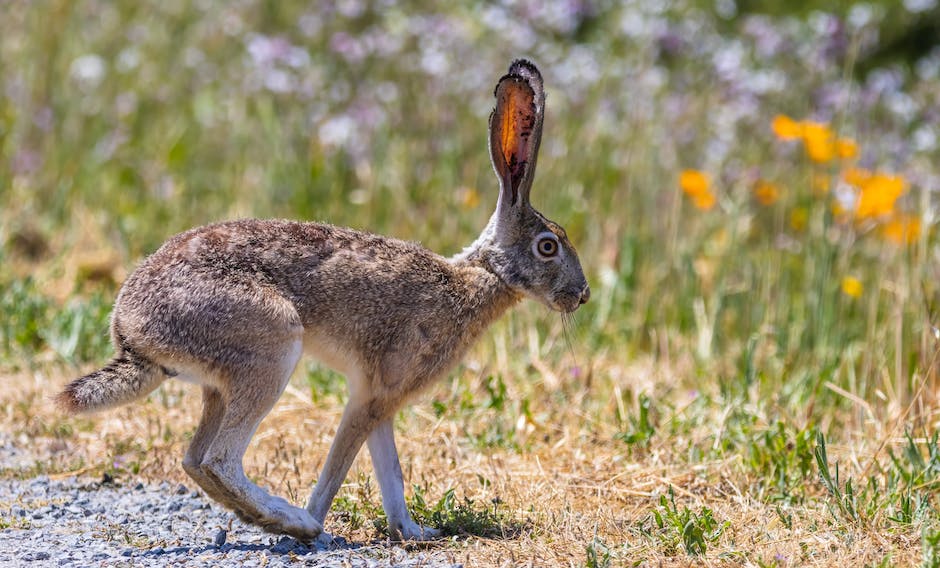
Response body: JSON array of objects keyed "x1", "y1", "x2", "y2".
[{"x1": 112, "y1": 219, "x2": 450, "y2": 350}]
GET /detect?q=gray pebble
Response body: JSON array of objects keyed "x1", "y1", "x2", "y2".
[{"x1": 0, "y1": 476, "x2": 458, "y2": 568}]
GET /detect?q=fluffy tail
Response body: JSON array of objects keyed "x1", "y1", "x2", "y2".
[{"x1": 56, "y1": 349, "x2": 165, "y2": 414}]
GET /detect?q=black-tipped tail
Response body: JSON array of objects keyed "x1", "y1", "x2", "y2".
[{"x1": 56, "y1": 350, "x2": 164, "y2": 414}]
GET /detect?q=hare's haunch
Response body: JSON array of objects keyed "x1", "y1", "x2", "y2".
[{"x1": 57, "y1": 59, "x2": 589, "y2": 542}]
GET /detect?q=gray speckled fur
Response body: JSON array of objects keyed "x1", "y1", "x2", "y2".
[{"x1": 57, "y1": 59, "x2": 588, "y2": 543}]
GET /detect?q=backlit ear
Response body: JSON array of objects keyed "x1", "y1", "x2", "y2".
[{"x1": 489, "y1": 59, "x2": 545, "y2": 208}]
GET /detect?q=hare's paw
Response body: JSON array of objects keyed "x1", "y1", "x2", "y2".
[
  {"x1": 316, "y1": 530, "x2": 341, "y2": 546},
  {"x1": 259, "y1": 503, "x2": 323, "y2": 541},
  {"x1": 389, "y1": 518, "x2": 441, "y2": 541}
]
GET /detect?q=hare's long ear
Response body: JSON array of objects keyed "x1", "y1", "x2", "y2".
[{"x1": 489, "y1": 59, "x2": 545, "y2": 211}]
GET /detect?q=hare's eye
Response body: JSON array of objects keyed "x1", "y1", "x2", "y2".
[{"x1": 536, "y1": 236, "x2": 558, "y2": 258}]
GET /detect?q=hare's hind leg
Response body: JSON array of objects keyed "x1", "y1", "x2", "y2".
[
  {"x1": 182, "y1": 387, "x2": 240, "y2": 512},
  {"x1": 368, "y1": 419, "x2": 440, "y2": 540},
  {"x1": 198, "y1": 340, "x2": 322, "y2": 540}
]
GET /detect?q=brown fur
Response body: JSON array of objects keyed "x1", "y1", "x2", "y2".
[{"x1": 57, "y1": 59, "x2": 588, "y2": 542}]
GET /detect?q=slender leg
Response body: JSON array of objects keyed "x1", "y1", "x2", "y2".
[
  {"x1": 199, "y1": 341, "x2": 321, "y2": 540},
  {"x1": 367, "y1": 419, "x2": 440, "y2": 540},
  {"x1": 305, "y1": 399, "x2": 381, "y2": 526},
  {"x1": 182, "y1": 386, "x2": 232, "y2": 506}
]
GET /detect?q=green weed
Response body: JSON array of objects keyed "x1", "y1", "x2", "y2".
[
  {"x1": 433, "y1": 374, "x2": 531, "y2": 451},
  {"x1": 408, "y1": 485, "x2": 517, "y2": 538},
  {"x1": 889, "y1": 431, "x2": 940, "y2": 490},
  {"x1": 744, "y1": 422, "x2": 817, "y2": 503},
  {"x1": 923, "y1": 525, "x2": 940, "y2": 568},
  {"x1": 616, "y1": 392, "x2": 656, "y2": 449},
  {"x1": 585, "y1": 537, "x2": 612, "y2": 568},
  {"x1": 815, "y1": 432, "x2": 862, "y2": 523},
  {"x1": 331, "y1": 473, "x2": 382, "y2": 532},
  {"x1": 640, "y1": 487, "x2": 729, "y2": 556},
  {"x1": 0, "y1": 277, "x2": 112, "y2": 367}
]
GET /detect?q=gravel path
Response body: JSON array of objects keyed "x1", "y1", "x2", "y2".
[{"x1": 0, "y1": 475, "x2": 461, "y2": 567}]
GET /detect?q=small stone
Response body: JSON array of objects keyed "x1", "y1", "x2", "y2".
[
  {"x1": 134, "y1": 482, "x2": 145, "y2": 491},
  {"x1": 175, "y1": 484, "x2": 188, "y2": 495},
  {"x1": 270, "y1": 536, "x2": 295, "y2": 554},
  {"x1": 214, "y1": 529, "x2": 227, "y2": 547}
]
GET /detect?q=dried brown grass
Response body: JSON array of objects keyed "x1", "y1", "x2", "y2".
[{"x1": 0, "y1": 364, "x2": 926, "y2": 568}]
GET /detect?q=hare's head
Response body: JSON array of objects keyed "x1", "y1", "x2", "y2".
[{"x1": 479, "y1": 59, "x2": 589, "y2": 314}]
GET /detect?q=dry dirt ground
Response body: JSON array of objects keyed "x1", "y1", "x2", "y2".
[{"x1": 0, "y1": 369, "x2": 924, "y2": 567}]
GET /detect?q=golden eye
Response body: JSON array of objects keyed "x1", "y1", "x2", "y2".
[{"x1": 537, "y1": 237, "x2": 558, "y2": 257}]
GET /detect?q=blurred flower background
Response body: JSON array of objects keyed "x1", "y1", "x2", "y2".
[{"x1": 4, "y1": 0, "x2": 940, "y2": 563}]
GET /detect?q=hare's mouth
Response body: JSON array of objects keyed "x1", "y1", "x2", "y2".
[{"x1": 548, "y1": 295, "x2": 583, "y2": 313}]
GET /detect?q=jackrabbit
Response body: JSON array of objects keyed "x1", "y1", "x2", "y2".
[{"x1": 57, "y1": 59, "x2": 589, "y2": 541}]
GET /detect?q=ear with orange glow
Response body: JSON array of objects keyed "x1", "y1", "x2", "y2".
[{"x1": 489, "y1": 60, "x2": 545, "y2": 207}]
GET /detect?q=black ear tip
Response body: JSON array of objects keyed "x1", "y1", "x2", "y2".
[{"x1": 509, "y1": 58, "x2": 542, "y2": 80}]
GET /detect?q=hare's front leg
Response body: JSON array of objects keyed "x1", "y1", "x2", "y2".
[
  {"x1": 305, "y1": 389, "x2": 439, "y2": 540},
  {"x1": 367, "y1": 419, "x2": 440, "y2": 540},
  {"x1": 193, "y1": 340, "x2": 322, "y2": 540},
  {"x1": 305, "y1": 397, "x2": 378, "y2": 527}
]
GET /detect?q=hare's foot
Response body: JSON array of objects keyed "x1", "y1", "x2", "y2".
[
  {"x1": 254, "y1": 494, "x2": 323, "y2": 540},
  {"x1": 201, "y1": 459, "x2": 322, "y2": 540},
  {"x1": 388, "y1": 517, "x2": 441, "y2": 541}
]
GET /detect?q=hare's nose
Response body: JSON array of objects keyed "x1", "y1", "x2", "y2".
[{"x1": 579, "y1": 285, "x2": 591, "y2": 305}]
